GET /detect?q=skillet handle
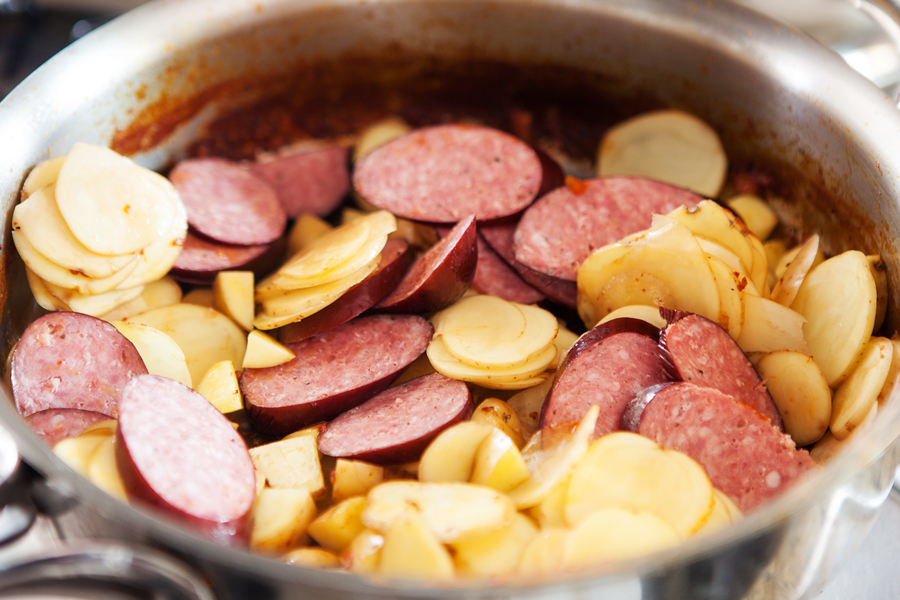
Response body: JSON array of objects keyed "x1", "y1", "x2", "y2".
[{"x1": 850, "y1": 0, "x2": 900, "y2": 101}]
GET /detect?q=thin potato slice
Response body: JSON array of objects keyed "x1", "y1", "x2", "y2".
[
  {"x1": 25, "y1": 267, "x2": 69, "y2": 312},
  {"x1": 868, "y1": 255, "x2": 888, "y2": 333},
  {"x1": 755, "y1": 350, "x2": 831, "y2": 446},
  {"x1": 507, "y1": 406, "x2": 599, "y2": 509},
  {"x1": 598, "y1": 304, "x2": 667, "y2": 329},
  {"x1": 195, "y1": 360, "x2": 242, "y2": 413},
  {"x1": 419, "y1": 422, "x2": 498, "y2": 484},
  {"x1": 470, "y1": 429, "x2": 530, "y2": 492},
  {"x1": 776, "y1": 244, "x2": 825, "y2": 279},
  {"x1": 214, "y1": 271, "x2": 254, "y2": 331},
  {"x1": 353, "y1": 117, "x2": 412, "y2": 163},
  {"x1": 182, "y1": 288, "x2": 214, "y2": 307},
  {"x1": 111, "y1": 206, "x2": 188, "y2": 291},
  {"x1": 667, "y1": 201, "x2": 755, "y2": 275},
  {"x1": 86, "y1": 435, "x2": 127, "y2": 502},
  {"x1": 271, "y1": 232, "x2": 388, "y2": 292},
  {"x1": 427, "y1": 336, "x2": 556, "y2": 385},
  {"x1": 877, "y1": 339, "x2": 900, "y2": 404},
  {"x1": 737, "y1": 294, "x2": 809, "y2": 354},
  {"x1": 43, "y1": 277, "x2": 144, "y2": 317},
  {"x1": 830, "y1": 337, "x2": 893, "y2": 440},
  {"x1": 792, "y1": 251, "x2": 877, "y2": 387},
  {"x1": 597, "y1": 109, "x2": 727, "y2": 197},
  {"x1": 770, "y1": 235, "x2": 819, "y2": 307},
  {"x1": 518, "y1": 527, "x2": 568, "y2": 576},
  {"x1": 450, "y1": 513, "x2": 537, "y2": 577},
  {"x1": 242, "y1": 330, "x2": 295, "y2": 369},
  {"x1": 100, "y1": 276, "x2": 182, "y2": 321},
  {"x1": 378, "y1": 509, "x2": 455, "y2": 580},
  {"x1": 746, "y1": 233, "x2": 770, "y2": 296},
  {"x1": 361, "y1": 481, "x2": 516, "y2": 543},
  {"x1": 563, "y1": 508, "x2": 680, "y2": 568},
  {"x1": 565, "y1": 432, "x2": 713, "y2": 537},
  {"x1": 527, "y1": 475, "x2": 569, "y2": 527},
  {"x1": 14, "y1": 185, "x2": 137, "y2": 278},
  {"x1": 470, "y1": 399, "x2": 526, "y2": 449},
  {"x1": 124, "y1": 303, "x2": 247, "y2": 390},
  {"x1": 810, "y1": 402, "x2": 879, "y2": 464},
  {"x1": 53, "y1": 430, "x2": 112, "y2": 475},
  {"x1": 693, "y1": 489, "x2": 733, "y2": 535},
  {"x1": 110, "y1": 321, "x2": 192, "y2": 388},
  {"x1": 726, "y1": 194, "x2": 778, "y2": 241},
  {"x1": 22, "y1": 155, "x2": 66, "y2": 198},
  {"x1": 707, "y1": 255, "x2": 745, "y2": 340},
  {"x1": 56, "y1": 143, "x2": 181, "y2": 255},
  {"x1": 282, "y1": 548, "x2": 341, "y2": 569},
  {"x1": 287, "y1": 213, "x2": 333, "y2": 257}
]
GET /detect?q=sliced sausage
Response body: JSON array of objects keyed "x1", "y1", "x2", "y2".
[
  {"x1": 513, "y1": 176, "x2": 704, "y2": 281},
  {"x1": 250, "y1": 144, "x2": 350, "y2": 218},
  {"x1": 353, "y1": 124, "x2": 542, "y2": 222},
  {"x1": 317, "y1": 373, "x2": 472, "y2": 464},
  {"x1": 241, "y1": 314, "x2": 434, "y2": 436},
  {"x1": 541, "y1": 318, "x2": 672, "y2": 438},
  {"x1": 169, "y1": 158, "x2": 287, "y2": 246},
  {"x1": 634, "y1": 382, "x2": 817, "y2": 512},
  {"x1": 24, "y1": 408, "x2": 110, "y2": 446},
  {"x1": 535, "y1": 148, "x2": 566, "y2": 197},
  {"x1": 116, "y1": 374, "x2": 256, "y2": 545},
  {"x1": 170, "y1": 231, "x2": 284, "y2": 285},
  {"x1": 479, "y1": 218, "x2": 577, "y2": 309},
  {"x1": 470, "y1": 232, "x2": 545, "y2": 304},
  {"x1": 659, "y1": 309, "x2": 784, "y2": 430},
  {"x1": 375, "y1": 215, "x2": 477, "y2": 314},
  {"x1": 11, "y1": 312, "x2": 148, "y2": 418},
  {"x1": 278, "y1": 239, "x2": 413, "y2": 344}
]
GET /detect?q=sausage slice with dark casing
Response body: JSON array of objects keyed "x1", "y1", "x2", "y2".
[
  {"x1": 375, "y1": 215, "x2": 477, "y2": 314},
  {"x1": 629, "y1": 382, "x2": 817, "y2": 512},
  {"x1": 540, "y1": 318, "x2": 673, "y2": 438},
  {"x1": 353, "y1": 124, "x2": 543, "y2": 222},
  {"x1": 116, "y1": 375, "x2": 256, "y2": 546},
  {"x1": 659, "y1": 309, "x2": 784, "y2": 430},
  {"x1": 25, "y1": 408, "x2": 110, "y2": 446},
  {"x1": 169, "y1": 158, "x2": 287, "y2": 246},
  {"x1": 278, "y1": 239, "x2": 413, "y2": 344},
  {"x1": 317, "y1": 373, "x2": 472, "y2": 465},
  {"x1": 241, "y1": 314, "x2": 434, "y2": 436},
  {"x1": 534, "y1": 148, "x2": 566, "y2": 198},
  {"x1": 170, "y1": 231, "x2": 285, "y2": 285},
  {"x1": 250, "y1": 144, "x2": 350, "y2": 218},
  {"x1": 11, "y1": 312, "x2": 148, "y2": 418},
  {"x1": 469, "y1": 232, "x2": 545, "y2": 305},
  {"x1": 480, "y1": 218, "x2": 577, "y2": 308},
  {"x1": 513, "y1": 176, "x2": 704, "y2": 281}
]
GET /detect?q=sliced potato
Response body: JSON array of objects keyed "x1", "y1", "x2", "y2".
[
  {"x1": 598, "y1": 304, "x2": 667, "y2": 329},
  {"x1": 507, "y1": 406, "x2": 598, "y2": 509},
  {"x1": 451, "y1": 512, "x2": 537, "y2": 577},
  {"x1": 249, "y1": 434, "x2": 325, "y2": 498},
  {"x1": 56, "y1": 143, "x2": 181, "y2": 256},
  {"x1": 518, "y1": 527, "x2": 568, "y2": 576},
  {"x1": 361, "y1": 481, "x2": 516, "y2": 543},
  {"x1": 287, "y1": 213, "x2": 333, "y2": 257},
  {"x1": 42, "y1": 278, "x2": 144, "y2": 317},
  {"x1": 877, "y1": 339, "x2": 900, "y2": 404},
  {"x1": 418, "y1": 422, "x2": 494, "y2": 483},
  {"x1": 22, "y1": 155, "x2": 66, "y2": 198},
  {"x1": 527, "y1": 475, "x2": 569, "y2": 528},
  {"x1": 86, "y1": 435, "x2": 127, "y2": 502},
  {"x1": 331, "y1": 459, "x2": 385, "y2": 502},
  {"x1": 340, "y1": 529, "x2": 384, "y2": 574},
  {"x1": 25, "y1": 267, "x2": 70, "y2": 312},
  {"x1": 282, "y1": 547, "x2": 341, "y2": 569},
  {"x1": 667, "y1": 201, "x2": 755, "y2": 275},
  {"x1": 726, "y1": 194, "x2": 779, "y2": 241},
  {"x1": 737, "y1": 294, "x2": 808, "y2": 354},
  {"x1": 14, "y1": 185, "x2": 137, "y2": 278},
  {"x1": 250, "y1": 487, "x2": 317, "y2": 552},
  {"x1": 830, "y1": 337, "x2": 893, "y2": 440},
  {"x1": 563, "y1": 508, "x2": 680, "y2": 568},
  {"x1": 471, "y1": 399, "x2": 526, "y2": 449},
  {"x1": 776, "y1": 243, "x2": 825, "y2": 279},
  {"x1": 754, "y1": 350, "x2": 831, "y2": 446},
  {"x1": 707, "y1": 255, "x2": 745, "y2": 340},
  {"x1": 100, "y1": 276, "x2": 182, "y2": 321},
  {"x1": 810, "y1": 402, "x2": 878, "y2": 464},
  {"x1": 109, "y1": 321, "x2": 192, "y2": 388},
  {"x1": 213, "y1": 271, "x2": 254, "y2": 331},
  {"x1": 868, "y1": 255, "x2": 888, "y2": 333},
  {"x1": 182, "y1": 288, "x2": 214, "y2": 307},
  {"x1": 427, "y1": 336, "x2": 556, "y2": 387},
  {"x1": 195, "y1": 360, "x2": 243, "y2": 413},
  {"x1": 242, "y1": 330, "x2": 295, "y2": 370},
  {"x1": 308, "y1": 496, "x2": 368, "y2": 553},
  {"x1": 792, "y1": 251, "x2": 877, "y2": 387},
  {"x1": 124, "y1": 303, "x2": 247, "y2": 386},
  {"x1": 565, "y1": 432, "x2": 713, "y2": 537},
  {"x1": 551, "y1": 320, "x2": 580, "y2": 368},
  {"x1": 353, "y1": 117, "x2": 412, "y2": 163},
  {"x1": 53, "y1": 430, "x2": 112, "y2": 475},
  {"x1": 770, "y1": 235, "x2": 819, "y2": 307},
  {"x1": 111, "y1": 206, "x2": 187, "y2": 291},
  {"x1": 597, "y1": 109, "x2": 727, "y2": 197},
  {"x1": 693, "y1": 488, "x2": 733, "y2": 535},
  {"x1": 379, "y1": 509, "x2": 455, "y2": 580},
  {"x1": 470, "y1": 429, "x2": 531, "y2": 493}
]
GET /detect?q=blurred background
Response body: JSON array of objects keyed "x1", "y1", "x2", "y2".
[{"x1": 3, "y1": 0, "x2": 900, "y2": 98}]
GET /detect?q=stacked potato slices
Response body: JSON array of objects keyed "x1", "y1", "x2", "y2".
[
  {"x1": 253, "y1": 211, "x2": 396, "y2": 330},
  {"x1": 12, "y1": 143, "x2": 188, "y2": 317},
  {"x1": 427, "y1": 295, "x2": 559, "y2": 390}
]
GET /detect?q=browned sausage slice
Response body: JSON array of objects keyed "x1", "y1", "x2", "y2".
[
  {"x1": 169, "y1": 158, "x2": 287, "y2": 246},
  {"x1": 513, "y1": 177, "x2": 704, "y2": 280},
  {"x1": 250, "y1": 145, "x2": 350, "y2": 218},
  {"x1": 116, "y1": 375, "x2": 256, "y2": 545},
  {"x1": 12, "y1": 312, "x2": 148, "y2": 418},
  {"x1": 170, "y1": 231, "x2": 284, "y2": 285},
  {"x1": 540, "y1": 318, "x2": 672, "y2": 438},
  {"x1": 470, "y1": 232, "x2": 545, "y2": 305},
  {"x1": 278, "y1": 239, "x2": 412, "y2": 344},
  {"x1": 241, "y1": 314, "x2": 434, "y2": 436},
  {"x1": 353, "y1": 125, "x2": 542, "y2": 222},
  {"x1": 24, "y1": 408, "x2": 110, "y2": 446},
  {"x1": 375, "y1": 215, "x2": 477, "y2": 314},
  {"x1": 659, "y1": 309, "x2": 784, "y2": 430},
  {"x1": 480, "y1": 218, "x2": 577, "y2": 308},
  {"x1": 317, "y1": 373, "x2": 472, "y2": 464},
  {"x1": 634, "y1": 382, "x2": 817, "y2": 512}
]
